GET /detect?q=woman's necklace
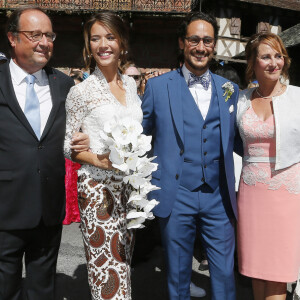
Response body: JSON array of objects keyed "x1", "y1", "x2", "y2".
[{"x1": 255, "y1": 85, "x2": 284, "y2": 99}]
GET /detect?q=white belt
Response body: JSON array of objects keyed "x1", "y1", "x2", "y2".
[{"x1": 243, "y1": 156, "x2": 276, "y2": 163}]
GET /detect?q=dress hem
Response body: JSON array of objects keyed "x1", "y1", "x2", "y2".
[{"x1": 239, "y1": 268, "x2": 297, "y2": 283}]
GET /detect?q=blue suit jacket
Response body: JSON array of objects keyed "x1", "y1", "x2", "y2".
[{"x1": 142, "y1": 68, "x2": 239, "y2": 219}]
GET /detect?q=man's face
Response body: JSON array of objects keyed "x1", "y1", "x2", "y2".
[
  {"x1": 179, "y1": 20, "x2": 215, "y2": 76},
  {"x1": 124, "y1": 66, "x2": 142, "y2": 88},
  {"x1": 8, "y1": 10, "x2": 53, "y2": 74}
]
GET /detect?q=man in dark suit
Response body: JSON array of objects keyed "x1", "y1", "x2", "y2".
[
  {"x1": 142, "y1": 12, "x2": 240, "y2": 300},
  {"x1": 0, "y1": 7, "x2": 87, "y2": 300}
]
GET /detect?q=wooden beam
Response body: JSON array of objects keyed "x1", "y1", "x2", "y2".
[
  {"x1": 215, "y1": 55, "x2": 247, "y2": 64},
  {"x1": 237, "y1": 0, "x2": 300, "y2": 11},
  {"x1": 279, "y1": 23, "x2": 300, "y2": 47}
]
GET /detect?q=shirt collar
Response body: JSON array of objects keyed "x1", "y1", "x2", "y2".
[
  {"x1": 9, "y1": 59, "x2": 46, "y2": 85},
  {"x1": 181, "y1": 63, "x2": 210, "y2": 85}
]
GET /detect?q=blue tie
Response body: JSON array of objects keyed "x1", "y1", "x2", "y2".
[
  {"x1": 24, "y1": 75, "x2": 40, "y2": 139},
  {"x1": 188, "y1": 72, "x2": 211, "y2": 90}
]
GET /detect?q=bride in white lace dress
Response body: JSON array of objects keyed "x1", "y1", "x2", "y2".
[{"x1": 64, "y1": 12, "x2": 142, "y2": 300}]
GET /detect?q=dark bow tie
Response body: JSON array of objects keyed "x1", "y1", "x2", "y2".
[{"x1": 188, "y1": 72, "x2": 210, "y2": 90}]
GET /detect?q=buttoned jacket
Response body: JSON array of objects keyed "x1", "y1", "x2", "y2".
[
  {"x1": 0, "y1": 61, "x2": 74, "y2": 230},
  {"x1": 142, "y1": 68, "x2": 239, "y2": 218}
]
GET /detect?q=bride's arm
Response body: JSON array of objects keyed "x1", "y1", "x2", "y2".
[
  {"x1": 71, "y1": 151, "x2": 113, "y2": 170},
  {"x1": 64, "y1": 85, "x2": 113, "y2": 170}
]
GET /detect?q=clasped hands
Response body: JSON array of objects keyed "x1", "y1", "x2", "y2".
[
  {"x1": 70, "y1": 132, "x2": 90, "y2": 153},
  {"x1": 70, "y1": 132, "x2": 113, "y2": 170}
]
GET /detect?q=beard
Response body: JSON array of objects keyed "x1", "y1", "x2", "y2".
[{"x1": 183, "y1": 50, "x2": 214, "y2": 75}]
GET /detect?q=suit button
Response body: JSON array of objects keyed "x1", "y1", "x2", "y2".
[
  {"x1": 38, "y1": 145, "x2": 43, "y2": 149},
  {"x1": 180, "y1": 149, "x2": 184, "y2": 155},
  {"x1": 37, "y1": 169, "x2": 40, "y2": 174},
  {"x1": 203, "y1": 138, "x2": 207, "y2": 143},
  {"x1": 175, "y1": 174, "x2": 179, "y2": 180},
  {"x1": 204, "y1": 152, "x2": 207, "y2": 156},
  {"x1": 204, "y1": 165, "x2": 207, "y2": 168},
  {"x1": 201, "y1": 177, "x2": 205, "y2": 182},
  {"x1": 203, "y1": 125, "x2": 207, "y2": 129}
]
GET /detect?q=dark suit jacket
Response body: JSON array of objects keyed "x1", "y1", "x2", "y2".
[{"x1": 0, "y1": 61, "x2": 74, "y2": 230}]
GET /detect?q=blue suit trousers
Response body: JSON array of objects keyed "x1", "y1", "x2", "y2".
[{"x1": 159, "y1": 183, "x2": 236, "y2": 300}]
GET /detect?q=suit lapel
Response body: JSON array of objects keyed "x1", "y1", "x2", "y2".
[
  {"x1": 211, "y1": 72, "x2": 230, "y2": 154},
  {"x1": 0, "y1": 63, "x2": 38, "y2": 139},
  {"x1": 41, "y1": 67, "x2": 60, "y2": 140},
  {"x1": 168, "y1": 69, "x2": 184, "y2": 143}
]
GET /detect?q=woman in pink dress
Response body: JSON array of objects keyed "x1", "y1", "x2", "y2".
[{"x1": 237, "y1": 32, "x2": 300, "y2": 300}]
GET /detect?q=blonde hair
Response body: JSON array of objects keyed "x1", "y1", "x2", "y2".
[{"x1": 245, "y1": 32, "x2": 290, "y2": 84}]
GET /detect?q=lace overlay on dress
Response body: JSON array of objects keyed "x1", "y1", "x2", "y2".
[
  {"x1": 63, "y1": 66, "x2": 143, "y2": 300},
  {"x1": 64, "y1": 66, "x2": 143, "y2": 179},
  {"x1": 239, "y1": 106, "x2": 300, "y2": 194}
]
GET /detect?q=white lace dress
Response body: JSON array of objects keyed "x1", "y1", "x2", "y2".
[
  {"x1": 64, "y1": 66, "x2": 143, "y2": 300},
  {"x1": 237, "y1": 95, "x2": 300, "y2": 282}
]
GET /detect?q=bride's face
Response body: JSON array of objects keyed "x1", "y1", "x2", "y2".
[{"x1": 89, "y1": 21, "x2": 121, "y2": 69}]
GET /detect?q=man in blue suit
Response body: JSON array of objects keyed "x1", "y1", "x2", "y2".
[{"x1": 142, "y1": 12, "x2": 239, "y2": 300}]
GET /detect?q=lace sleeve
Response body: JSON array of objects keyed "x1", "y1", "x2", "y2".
[{"x1": 64, "y1": 84, "x2": 87, "y2": 159}]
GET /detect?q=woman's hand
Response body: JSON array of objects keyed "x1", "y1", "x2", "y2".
[
  {"x1": 71, "y1": 132, "x2": 90, "y2": 152},
  {"x1": 71, "y1": 151, "x2": 114, "y2": 171},
  {"x1": 93, "y1": 152, "x2": 114, "y2": 170}
]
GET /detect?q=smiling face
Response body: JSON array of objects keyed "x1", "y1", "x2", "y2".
[
  {"x1": 254, "y1": 42, "x2": 284, "y2": 83},
  {"x1": 179, "y1": 19, "x2": 215, "y2": 76},
  {"x1": 89, "y1": 21, "x2": 121, "y2": 71},
  {"x1": 8, "y1": 10, "x2": 53, "y2": 74}
]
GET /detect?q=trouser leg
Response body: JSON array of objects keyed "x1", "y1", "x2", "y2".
[
  {"x1": 0, "y1": 230, "x2": 24, "y2": 300},
  {"x1": 159, "y1": 185, "x2": 198, "y2": 300},
  {"x1": 198, "y1": 184, "x2": 236, "y2": 300},
  {"x1": 24, "y1": 223, "x2": 62, "y2": 300}
]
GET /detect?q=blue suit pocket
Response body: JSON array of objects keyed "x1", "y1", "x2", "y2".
[{"x1": 0, "y1": 170, "x2": 12, "y2": 181}]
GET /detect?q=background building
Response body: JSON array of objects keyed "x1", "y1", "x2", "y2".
[{"x1": 0, "y1": 0, "x2": 299, "y2": 85}]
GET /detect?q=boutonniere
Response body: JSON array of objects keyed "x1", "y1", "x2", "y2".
[{"x1": 222, "y1": 82, "x2": 234, "y2": 102}]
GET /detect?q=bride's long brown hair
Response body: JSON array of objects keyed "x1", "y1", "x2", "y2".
[{"x1": 83, "y1": 11, "x2": 129, "y2": 71}]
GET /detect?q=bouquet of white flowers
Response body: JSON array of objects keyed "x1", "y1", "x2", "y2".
[{"x1": 100, "y1": 116, "x2": 159, "y2": 229}]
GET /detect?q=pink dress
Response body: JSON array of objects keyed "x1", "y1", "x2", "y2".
[{"x1": 237, "y1": 105, "x2": 300, "y2": 282}]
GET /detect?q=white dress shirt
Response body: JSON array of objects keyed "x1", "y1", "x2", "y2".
[
  {"x1": 182, "y1": 64, "x2": 212, "y2": 120},
  {"x1": 9, "y1": 59, "x2": 52, "y2": 135}
]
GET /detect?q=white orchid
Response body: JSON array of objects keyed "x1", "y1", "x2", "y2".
[
  {"x1": 111, "y1": 117, "x2": 143, "y2": 148},
  {"x1": 127, "y1": 190, "x2": 146, "y2": 204},
  {"x1": 136, "y1": 157, "x2": 158, "y2": 178},
  {"x1": 101, "y1": 116, "x2": 159, "y2": 229},
  {"x1": 109, "y1": 146, "x2": 125, "y2": 166},
  {"x1": 125, "y1": 153, "x2": 140, "y2": 172},
  {"x1": 134, "y1": 134, "x2": 152, "y2": 156},
  {"x1": 123, "y1": 173, "x2": 148, "y2": 190},
  {"x1": 140, "y1": 181, "x2": 160, "y2": 194},
  {"x1": 127, "y1": 217, "x2": 146, "y2": 229},
  {"x1": 144, "y1": 199, "x2": 159, "y2": 214}
]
